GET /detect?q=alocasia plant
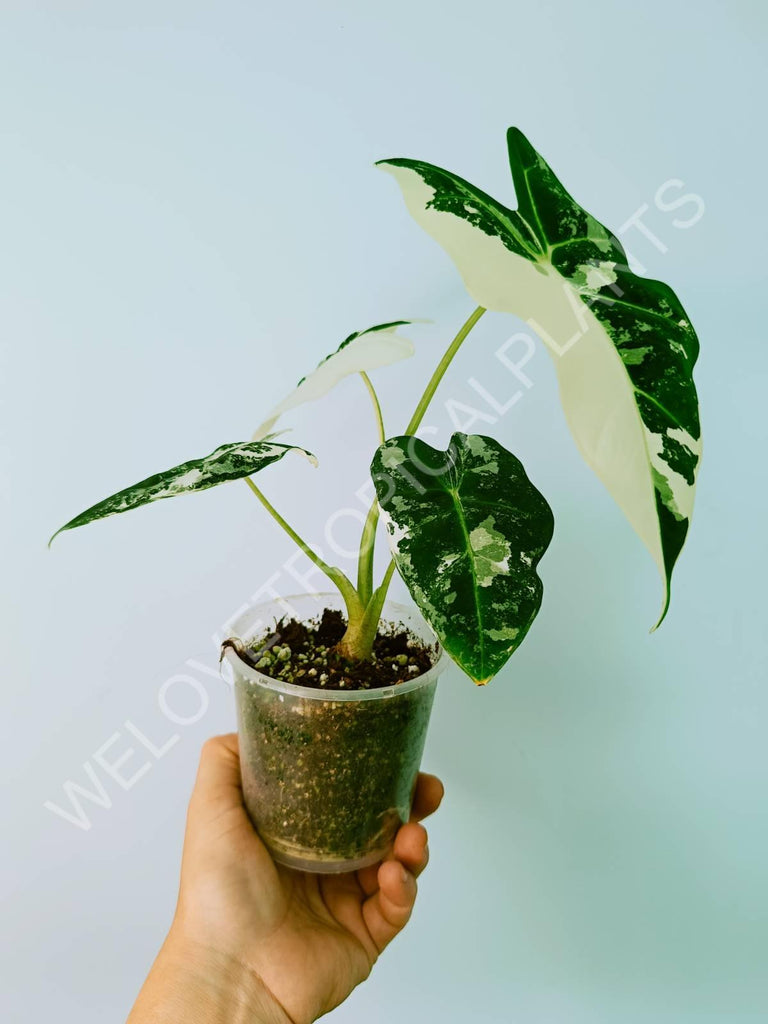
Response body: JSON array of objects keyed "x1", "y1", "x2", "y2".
[{"x1": 51, "y1": 127, "x2": 701, "y2": 683}]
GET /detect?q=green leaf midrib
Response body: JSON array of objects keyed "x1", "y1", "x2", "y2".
[
  {"x1": 632, "y1": 389, "x2": 688, "y2": 433},
  {"x1": 514, "y1": 160, "x2": 549, "y2": 254},
  {"x1": 548, "y1": 237, "x2": 618, "y2": 254},
  {"x1": 414, "y1": 486, "x2": 537, "y2": 522},
  {"x1": 447, "y1": 485, "x2": 486, "y2": 677}
]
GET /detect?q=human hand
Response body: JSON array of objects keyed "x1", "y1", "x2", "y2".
[{"x1": 128, "y1": 733, "x2": 444, "y2": 1024}]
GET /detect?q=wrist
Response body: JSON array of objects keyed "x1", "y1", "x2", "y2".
[{"x1": 127, "y1": 930, "x2": 293, "y2": 1024}]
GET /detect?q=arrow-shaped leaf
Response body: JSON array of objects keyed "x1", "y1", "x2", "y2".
[
  {"x1": 253, "y1": 321, "x2": 416, "y2": 439},
  {"x1": 50, "y1": 441, "x2": 317, "y2": 544},
  {"x1": 377, "y1": 129, "x2": 702, "y2": 625},
  {"x1": 372, "y1": 433, "x2": 554, "y2": 684}
]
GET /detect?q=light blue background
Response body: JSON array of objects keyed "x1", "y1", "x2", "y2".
[{"x1": 2, "y1": 2, "x2": 766, "y2": 1021}]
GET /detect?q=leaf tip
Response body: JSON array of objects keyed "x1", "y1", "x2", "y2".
[
  {"x1": 374, "y1": 159, "x2": 401, "y2": 177},
  {"x1": 47, "y1": 526, "x2": 65, "y2": 549},
  {"x1": 506, "y1": 125, "x2": 533, "y2": 152},
  {"x1": 649, "y1": 583, "x2": 672, "y2": 632}
]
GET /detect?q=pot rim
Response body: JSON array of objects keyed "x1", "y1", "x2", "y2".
[{"x1": 223, "y1": 592, "x2": 450, "y2": 702}]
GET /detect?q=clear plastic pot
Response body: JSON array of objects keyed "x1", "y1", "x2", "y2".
[{"x1": 224, "y1": 593, "x2": 447, "y2": 874}]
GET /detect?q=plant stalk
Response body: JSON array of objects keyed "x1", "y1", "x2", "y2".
[
  {"x1": 360, "y1": 371, "x2": 386, "y2": 445},
  {"x1": 405, "y1": 305, "x2": 486, "y2": 434},
  {"x1": 336, "y1": 561, "x2": 397, "y2": 661},
  {"x1": 355, "y1": 371, "x2": 385, "y2": 606},
  {"x1": 356, "y1": 499, "x2": 380, "y2": 606},
  {"x1": 243, "y1": 477, "x2": 362, "y2": 623},
  {"x1": 347, "y1": 305, "x2": 488, "y2": 655}
]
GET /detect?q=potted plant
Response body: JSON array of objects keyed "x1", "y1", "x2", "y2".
[{"x1": 50, "y1": 127, "x2": 701, "y2": 872}]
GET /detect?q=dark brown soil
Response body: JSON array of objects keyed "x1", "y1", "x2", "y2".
[{"x1": 228, "y1": 608, "x2": 436, "y2": 691}]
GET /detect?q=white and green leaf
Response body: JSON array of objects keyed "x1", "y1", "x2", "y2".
[
  {"x1": 377, "y1": 129, "x2": 701, "y2": 625},
  {"x1": 253, "y1": 321, "x2": 416, "y2": 439},
  {"x1": 372, "y1": 432, "x2": 554, "y2": 684},
  {"x1": 50, "y1": 441, "x2": 317, "y2": 544}
]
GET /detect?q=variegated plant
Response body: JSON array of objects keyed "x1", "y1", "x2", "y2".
[{"x1": 51, "y1": 127, "x2": 701, "y2": 684}]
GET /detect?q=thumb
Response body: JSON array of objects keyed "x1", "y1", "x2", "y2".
[{"x1": 188, "y1": 733, "x2": 244, "y2": 820}]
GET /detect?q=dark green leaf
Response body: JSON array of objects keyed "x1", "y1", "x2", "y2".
[{"x1": 372, "y1": 433, "x2": 554, "y2": 684}]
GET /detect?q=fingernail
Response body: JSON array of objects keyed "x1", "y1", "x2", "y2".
[{"x1": 401, "y1": 865, "x2": 410, "y2": 883}]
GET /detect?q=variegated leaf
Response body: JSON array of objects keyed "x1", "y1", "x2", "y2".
[
  {"x1": 371, "y1": 433, "x2": 554, "y2": 684},
  {"x1": 253, "y1": 321, "x2": 416, "y2": 439},
  {"x1": 377, "y1": 129, "x2": 701, "y2": 626},
  {"x1": 50, "y1": 441, "x2": 316, "y2": 544}
]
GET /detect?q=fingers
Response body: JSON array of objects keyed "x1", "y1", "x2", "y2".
[
  {"x1": 393, "y1": 822, "x2": 429, "y2": 879},
  {"x1": 410, "y1": 772, "x2": 444, "y2": 822},
  {"x1": 356, "y1": 773, "x2": 442, "y2": 895},
  {"x1": 188, "y1": 734, "x2": 244, "y2": 820},
  {"x1": 361, "y1": 859, "x2": 418, "y2": 952},
  {"x1": 358, "y1": 817, "x2": 431, "y2": 949}
]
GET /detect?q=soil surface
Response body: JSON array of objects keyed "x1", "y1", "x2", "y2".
[{"x1": 228, "y1": 609, "x2": 436, "y2": 691}]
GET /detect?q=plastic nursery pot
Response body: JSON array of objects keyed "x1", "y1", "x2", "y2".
[{"x1": 224, "y1": 593, "x2": 448, "y2": 874}]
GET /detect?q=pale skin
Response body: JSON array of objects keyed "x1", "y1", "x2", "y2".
[{"x1": 127, "y1": 733, "x2": 444, "y2": 1024}]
